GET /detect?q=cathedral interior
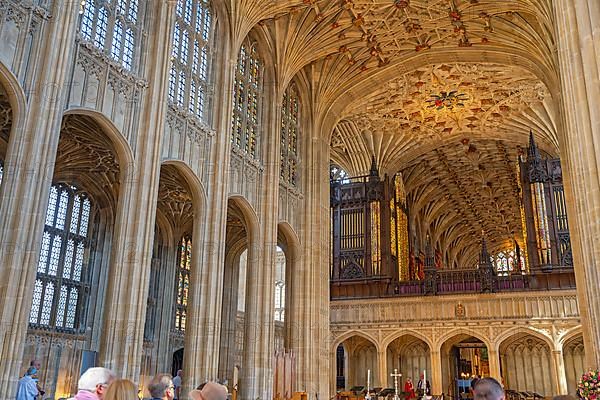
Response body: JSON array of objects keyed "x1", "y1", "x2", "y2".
[{"x1": 0, "y1": 0, "x2": 599, "y2": 399}]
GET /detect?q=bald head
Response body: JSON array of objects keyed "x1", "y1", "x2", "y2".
[{"x1": 473, "y1": 378, "x2": 504, "y2": 400}]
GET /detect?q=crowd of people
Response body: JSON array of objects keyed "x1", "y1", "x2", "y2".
[{"x1": 16, "y1": 360, "x2": 228, "y2": 400}]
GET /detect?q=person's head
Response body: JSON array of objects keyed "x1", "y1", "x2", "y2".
[
  {"x1": 78, "y1": 367, "x2": 116, "y2": 399},
  {"x1": 189, "y1": 382, "x2": 227, "y2": 400},
  {"x1": 103, "y1": 379, "x2": 138, "y2": 400},
  {"x1": 471, "y1": 378, "x2": 480, "y2": 390},
  {"x1": 419, "y1": 374, "x2": 424, "y2": 380},
  {"x1": 30, "y1": 360, "x2": 41, "y2": 370},
  {"x1": 473, "y1": 378, "x2": 505, "y2": 400},
  {"x1": 177, "y1": 370, "x2": 183, "y2": 377},
  {"x1": 148, "y1": 374, "x2": 174, "y2": 400}
]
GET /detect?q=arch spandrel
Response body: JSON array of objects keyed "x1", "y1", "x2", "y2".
[
  {"x1": 435, "y1": 328, "x2": 493, "y2": 352},
  {"x1": 331, "y1": 330, "x2": 382, "y2": 354},
  {"x1": 494, "y1": 327, "x2": 555, "y2": 353},
  {"x1": 381, "y1": 330, "x2": 434, "y2": 352}
]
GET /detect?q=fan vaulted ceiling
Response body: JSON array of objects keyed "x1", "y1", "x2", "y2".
[{"x1": 236, "y1": 0, "x2": 558, "y2": 265}]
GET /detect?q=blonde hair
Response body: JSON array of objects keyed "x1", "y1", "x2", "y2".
[{"x1": 104, "y1": 379, "x2": 138, "y2": 400}]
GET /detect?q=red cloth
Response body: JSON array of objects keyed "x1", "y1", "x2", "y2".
[{"x1": 404, "y1": 381, "x2": 416, "y2": 400}]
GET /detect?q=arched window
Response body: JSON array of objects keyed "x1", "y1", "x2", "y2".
[
  {"x1": 79, "y1": 0, "x2": 144, "y2": 71},
  {"x1": 494, "y1": 249, "x2": 526, "y2": 276},
  {"x1": 174, "y1": 236, "x2": 192, "y2": 332},
  {"x1": 168, "y1": 0, "x2": 213, "y2": 120},
  {"x1": 495, "y1": 251, "x2": 509, "y2": 276},
  {"x1": 330, "y1": 164, "x2": 350, "y2": 183},
  {"x1": 280, "y1": 84, "x2": 300, "y2": 187},
  {"x1": 274, "y1": 281, "x2": 285, "y2": 322},
  {"x1": 231, "y1": 41, "x2": 263, "y2": 158},
  {"x1": 29, "y1": 184, "x2": 93, "y2": 331}
]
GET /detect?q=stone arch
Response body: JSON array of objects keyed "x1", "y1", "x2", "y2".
[
  {"x1": 64, "y1": 108, "x2": 135, "y2": 185},
  {"x1": 384, "y1": 333, "x2": 432, "y2": 388},
  {"x1": 333, "y1": 331, "x2": 381, "y2": 389},
  {"x1": 276, "y1": 221, "x2": 300, "y2": 343},
  {"x1": 382, "y1": 330, "x2": 434, "y2": 351},
  {"x1": 498, "y1": 331, "x2": 554, "y2": 396},
  {"x1": 562, "y1": 330, "x2": 585, "y2": 396},
  {"x1": 558, "y1": 326, "x2": 584, "y2": 349},
  {"x1": 0, "y1": 61, "x2": 25, "y2": 162},
  {"x1": 436, "y1": 328, "x2": 493, "y2": 351},
  {"x1": 494, "y1": 327, "x2": 555, "y2": 352},
  {"x1": 162, "y1": 159, "x2": 207, "y2": 222},
  {"x1": 332, "y1": 330, "x2": 381, "y2": 354}
]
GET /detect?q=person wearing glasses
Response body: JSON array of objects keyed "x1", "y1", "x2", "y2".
[
  {"x1": 147, "y1": 374, "x2": 175, "y2": 400},
  {"x1": 71, "y1": 367, "x2": 116, "y2": 400}
]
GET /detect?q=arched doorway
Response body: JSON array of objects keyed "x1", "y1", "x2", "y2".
[
  {"x1": 499, "y1": 333, "x2": 553, "y2": 396},
  {"x1": 386, "y1": 335, "x2": 431, "y2": 389},
  {"x1": 336, "y1": 335, "x2": 378, "y2": 391},
  {"x1": 563, "y1": 334, "x2": 585, "y2": 395},
  {"x1": 441, "y1": 334, "x2": 489, "y2": 399},
  {"x1": 172, "y1": 348, "x2": 184, "y2": 376}
]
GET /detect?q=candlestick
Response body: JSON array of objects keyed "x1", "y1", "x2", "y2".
[{"x1": 366, "y1": 369, "x2": 371, "y2": 400}]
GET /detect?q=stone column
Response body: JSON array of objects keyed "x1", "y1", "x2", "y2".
[
  {"x1": 378, "y1": 350, "x2": 388, "y2": 388},
  {"x1": 98, "y1": 1, "x2": 173, "y2": 379},
  {"x1": 289, "y1": 136, "x2": 331, "y2": 400},
  {"x1": 488, "y1": 349, "x2": 501, "y2": 379},
  {"x1": 553, "y1": 0, "x2": 600, "y2": 367},
  {"x1": 551, "y1": 349, "x2": 568, "y2": 395},
  {"x1": 430, "y1": 350, "x2": 443, "y2": 395},
  {"x1": 0, "y1": 3, "x2": 80, "y2": 397},
  {"x1": 238, "y1": 66, "x2": 280, "y2": 400}
]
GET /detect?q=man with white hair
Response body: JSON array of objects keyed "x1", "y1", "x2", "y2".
[{"x1": 72, "y1": 367, "x2": 115, "y2": 400}]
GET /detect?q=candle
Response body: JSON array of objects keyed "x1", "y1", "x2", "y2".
[{"x1": 424, "y1": 370, "x2": 427, "y2": 395}]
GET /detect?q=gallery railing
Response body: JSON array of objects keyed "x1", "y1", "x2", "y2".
[{"x1": 330, "y1": 269, "x2": 576, "y2": 300}]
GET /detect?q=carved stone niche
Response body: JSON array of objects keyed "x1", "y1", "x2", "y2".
[{"x1": 157, "y1": 164, "x2": 194, "y2": 230}]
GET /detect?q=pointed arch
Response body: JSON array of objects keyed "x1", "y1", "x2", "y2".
[
  {"x1": 436, "y1": 328, "x2": 492, "y2": 351},
  {"x1": 0, "y1": 61, "x2": 26, "y2": 131},
  {"x1": 64, "y1": 108, "x2": 135, "y2": 185},
  {"x1": 332, "y1": 330, "x2": 381, "y2": 354},
  {"x1": 558, "y1": 326, "x2": 584, "y2": 349},
  {"x1": 382, "y1": 330, "x2": 433, "y2": 352},
  {"x1": 495, "y1": 326, "x2": 555, "y2": 352}
]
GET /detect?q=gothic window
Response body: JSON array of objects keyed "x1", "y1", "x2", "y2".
[
  {"x1": 79, "y1": 0, "x2": 145, "y2": 71},
  {"x1": 330, "y1": 164, "x2": 349, "y2": 183},
  {"x1": 169, "y1": 0, "x2": 213, "y2": 121},
  {"x1": 494, "y1": 250, "x2": 525, "y2": 276},
  {"x1": 174, "y1": 236, "x2": 192, "y2": 332},
  {"x1": 280, "y1": 84, "x2": 300, "y2": 186},
  {"x1": 29, "y1": 184, "x2": 92, "y2": 331},
  {"x1": 231, "y1": 41, "x2": 263, "y2": 158}
]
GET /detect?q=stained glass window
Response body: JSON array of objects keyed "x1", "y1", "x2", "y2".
[
  {"x1": 79, "y1": 0, "x2": 144, "y2": 71},
  {"x1": 169, "y1": 0, "x2": 213, "y2": 121},
  {"x1": 231, "y1": 41, "x2": 263, "y2": 158},
  {"x1": 29, "y1": 184, "x2": 92, "y2": 331},
  {"x1": 280, "y1": 84, "x2": 300, "y2": 186},
  {"x1": 494, "y1": 250, "x2": 526, "y2": 276},
  {"x1": 175, "y1": 236, "x2": 192, "y2": 332}
]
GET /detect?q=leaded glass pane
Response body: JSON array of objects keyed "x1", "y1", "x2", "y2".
[
  {"x1": 45, "y1": 186, "x2": 58, "y2": 226},
  {"x1": 48, "y1": 235, "x2": 62, "y2": 276},
  {"x1": 94, "y1": 8, "x2": 108, "y2": 48},
  {"x1": 55, "y1": 189, "x2": 69, "y2": 230},
  {"x1": 170, "y1": 0, "x2": 213, "y2": 121},
  {"x1": 175, "y1": 236, "x2": 192, "y2": 331},
  {"x1": 70, "y1": 196, "x2": 81, "y2": 234},
  {"x1": 56, "y1": 286, "x2": 68, "y2": 327},
  {"x1": 280, "y1": 84, "x2": 301, "y2": 186},
  {"x1": 66, "y1": 288, "x2": 78, "y2": 328},
  {"x1": 40, "y1": 282, "x2": 54, "y2": 325},
  {"x1": 63, "y1": 239, "x2": 75, "y2": 279},
  {"x1": 38, "y1": 232, "x2": 51, "y2": 273},
  {"x1": 79, "y1": 0, "x2": 141, "y2": 71},
  {"x1": 30, "y1": 184, "x2": 93, "y2": 330},
  {"x1": 29, "y1": 280, "x2": 43, "y2": 324}
]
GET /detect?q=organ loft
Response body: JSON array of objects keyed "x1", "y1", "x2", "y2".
[{"x1": 0, "y1": 1, "x2": 599, "y2": 400}]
